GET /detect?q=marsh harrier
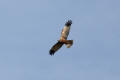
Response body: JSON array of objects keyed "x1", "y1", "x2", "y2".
[{"x1": 49, "y1": 20, "x2": 73, "y2": 55}]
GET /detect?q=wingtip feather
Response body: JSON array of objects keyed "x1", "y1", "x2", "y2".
[
  {"x1": 49, "y1": 50, "x2": 55, "y2": 56},
  {"x1": 65, "y1": 20, "x2": 72, "y2": 26}
]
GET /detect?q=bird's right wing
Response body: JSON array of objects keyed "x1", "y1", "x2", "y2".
[{"x1": 49, "y1": 41, "x2": 64, "y2": 55}]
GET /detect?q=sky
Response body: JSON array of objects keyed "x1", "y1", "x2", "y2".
[{"x1": 0, "y1": 0, "x2": 120, "y2": 80}]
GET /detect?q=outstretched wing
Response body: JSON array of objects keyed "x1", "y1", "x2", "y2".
[
  {"x1": 60, "y1": 20, "x2": 72, "y2": 40},
  {"x1": 49, "y1": 41, "x2": 64, "y2": 55}
]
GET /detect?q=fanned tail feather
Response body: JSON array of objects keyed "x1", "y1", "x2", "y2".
[{"x1": 65, "y1": 40, "x2": 73, "y2": 48}]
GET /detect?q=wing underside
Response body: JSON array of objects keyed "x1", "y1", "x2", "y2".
[{"x1": 49, "y1": 41, "x2": 64, "y2": 55}]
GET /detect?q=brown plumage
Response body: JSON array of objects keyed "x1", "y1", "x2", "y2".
[{"x1": 49, "y1": 20, "x2": 73, "y2": 55}]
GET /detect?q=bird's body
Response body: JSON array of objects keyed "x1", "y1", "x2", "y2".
[{"x1": 49, "y1": 20, "x2": 73, "y2": 55}]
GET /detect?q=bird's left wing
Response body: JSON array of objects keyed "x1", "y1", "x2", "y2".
[{"x1": 49, "y1": 41, "x2": 64, "y2": 55}]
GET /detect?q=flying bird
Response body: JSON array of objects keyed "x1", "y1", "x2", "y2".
[{"x1": 49, "y1": 20, "x2": 73, "y2": 55}]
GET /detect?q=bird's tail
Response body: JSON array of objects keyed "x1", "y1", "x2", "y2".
[{"x1": 64, "y1": 40, "x2": 73, "y2": 48}]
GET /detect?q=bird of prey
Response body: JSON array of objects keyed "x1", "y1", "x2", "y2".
[{"x1": 49, "y1": 20, "x2": 73, "y2": 55}]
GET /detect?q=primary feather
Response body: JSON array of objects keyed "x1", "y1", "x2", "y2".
[{"x1": 49, "y1": 41, "x2": 64, "y2": 55}]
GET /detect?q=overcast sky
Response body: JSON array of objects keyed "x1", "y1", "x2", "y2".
[{"x1": 0, "y1": 0, "x2": 120, "y2": 80}]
